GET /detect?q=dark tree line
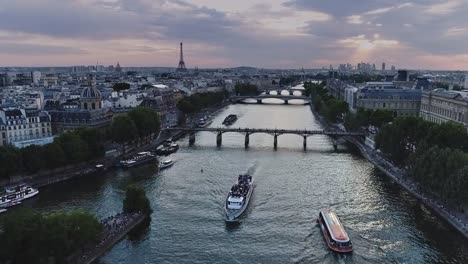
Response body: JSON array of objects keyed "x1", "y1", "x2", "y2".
[
  {"x1": 176, "y1": 91, "x2": 226, "y2": 115},
  {"x1": 0, "y1": 186, "x2": 151, "y2": 263},
  {"x1": 305, "y1": 81, "x2": 349, "y2": 123},
  {"x1": 234, "y1": 83, "x2": 259, "y2": 96},
  {"x1": 0, "y1": 209, "x2": 102, "y2": 264},
  {"x1": 279, "y1": 76, "x2": 301, "y2": 86},
  {"x1": 112, "y1": 82, "x2": 130, "y2": 92},
  {"x1": 0, "y1": 127, "x2": 106, "y2": 179},
  {"x1": 111, "y1": 107, "x2": 161, "y2": 153},
  {"x1": 375, "y1": 117, "x2": 468, "y2": 206},
  {"x1": 0, "y1": 107, "x2": 160, "y2": 179},
  {"x1": 344, "y1": 108, "x2": 394, "y2": 131}
]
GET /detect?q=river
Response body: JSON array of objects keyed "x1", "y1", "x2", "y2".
[{"x1": 21, "y1": 92, "x2": 468, "y2": 263}]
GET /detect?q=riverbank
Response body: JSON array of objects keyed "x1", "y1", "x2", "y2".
[
  {"x1": 347, "y1": 136, "x2": 468, "y2": 237},
  {"x1": 68, "y1": 212, "x2": 146, "y2": 264},
  {"x1": 309, "y1": 103, "x2": 468, "y2": 239},
  {"x1": 0, "y1": 102, "x2": 230, "y2": 191}
]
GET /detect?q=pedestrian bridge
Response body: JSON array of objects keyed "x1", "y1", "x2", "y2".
[
  {"x1": 163, "y1": 127, "x2": 364, "y2": 150},
  {"x1": 230, "y1": 94, "x2": 310, "y2": 105}
]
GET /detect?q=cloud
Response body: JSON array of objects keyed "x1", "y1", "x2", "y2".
[
  {"x1": 425, "y1": 0, "x2": 462, "y2": 15},
  {"x1": 446, "y1": 27, "x2": 466, "y2": 37},
  {"x1": 0, "y1": 43, "x2": 86, "y2": 55},
  {"x1": 0, "y1": 0, "x2": 466, "y2": 69},
  {"x1": 347, "y1": 15, "x2": 364, "y2": 25}
]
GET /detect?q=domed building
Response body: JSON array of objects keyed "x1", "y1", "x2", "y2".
[
  {"x1": 48, "y1": 75, "x2": 113, "y2": 133},
  {"x1": 80, "y1": 85, "x2": 103, "y2": 111}
]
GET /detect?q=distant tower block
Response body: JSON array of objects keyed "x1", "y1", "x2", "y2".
[{"x1": 177, "y1": 42, "x2": 188, "y2": 72}]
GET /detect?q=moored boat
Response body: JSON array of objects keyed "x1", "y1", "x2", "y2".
[
  {"x1": 0, "y1": 184, "x2": 38, "y2": 209},
  {"x1": 316, "y1": 210, "x2": 353, "y2": 253},
  {"x1": 222, "y1": 114, "x2": 238, "y2": 126},
  {"x1": 155, "y1": 140, "x2": 179, "y2": 156},
  {"x1": 159, "y1": 159, "x2": 175, "y2": 170},
  {"x1": 225, "y1": 174, "x2": 254, "y2": 222},
  {"x1": 196, "y1": 117, "x2": 212, "y2": 128},
  {"x1": 120, "y1": 151, "x2": 156, "y2": 169}
]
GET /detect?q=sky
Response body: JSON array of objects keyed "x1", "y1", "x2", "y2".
[{"x1": 0, "y1": 0, "x2": 467, "y2": 70}]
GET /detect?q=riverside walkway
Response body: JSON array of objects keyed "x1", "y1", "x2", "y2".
[
  {"x1": 346, "y1": 136, "x2": 468, "y2": 238},
  {"x1": 68, "y1": 212, "x2": 145, "y2": 264}
]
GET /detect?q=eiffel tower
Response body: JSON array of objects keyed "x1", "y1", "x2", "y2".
[{"x1": 176, "y1": 42, "x2": 187, "y2": 72}]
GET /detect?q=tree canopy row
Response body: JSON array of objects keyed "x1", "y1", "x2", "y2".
[
  {"x1": 176, "y1": 91, "x2": 226, "y2": 114},
  {"x1": 234, "y1": 83, "x2": 259, "y2": 96},
  {"x1": 304, "y1": 81, "x2": 349, "y2": 123},
  {"x1": 0, "y1": 186, "x2": 151, "y2": 263},
  {"x1": 376, "y1": 117, "x2": 468, "y2": 207},
  {"x1": 0, "y1": 107, "x2": 160, "y2": 179}
]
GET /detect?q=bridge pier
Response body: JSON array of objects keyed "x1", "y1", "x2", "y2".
[
  {"x1": 276, "y1": 90, "x2": 281, "y2": 95},
  {"x1": 189, "y1": 132, "x2": 196, "y2": 146},
  {"x1": 257, "y1": 99, "x2": 262, "y2": 104},
  {"x1": 273, "y1": 134, "x2": 278, "y2": 150},
  {"x1": 332, "y1": 139, "x2": 338, "y2": 151},
  {"x1": 284, "y1": 100, "x2": 289, "y2": 105},
  {"x1": 289, "y1": 90, "x2": 294, "y2": 96},
  {"x1": 303, "y1": 135, "x2": 307, "y2": 151},
  {"x1": 216, "y1": 132, "x2": 222, "y2": 147},
  {"x1": 244, "y1": 134, "x2": 250, "y2": 148}
]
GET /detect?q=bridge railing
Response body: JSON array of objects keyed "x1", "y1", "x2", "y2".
[{"x1": 162, "y1": 127, "x2": 365, "y2": 137}]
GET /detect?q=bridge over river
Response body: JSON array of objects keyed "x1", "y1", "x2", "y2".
[
  {"x1": 163, "y1": 127, "x2": 364, "y2": 150},
  {"x1": 230, "y1": 94, "x2": 311, "y2": 105}
]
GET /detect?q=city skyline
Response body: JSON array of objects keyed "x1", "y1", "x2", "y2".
[{"x1": 0, "y1": 0, "x2": 467, "y2": 70}]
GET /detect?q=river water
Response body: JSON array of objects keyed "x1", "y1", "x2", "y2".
[{"x1": 21, "y1": 91, "x2": 468, "y2": 263}]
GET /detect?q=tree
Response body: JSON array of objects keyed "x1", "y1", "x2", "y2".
[
  {"x1": 177, "y1": 99, "x2": 197, "y2": 115},
  {"x1": 21, "y1": 145, "x2": 43, "y2": 174},
  {"x1": 369, "y1": 109, "x2": 394, "y2": 127},
  {"x1": 234, "y1": 83, "x2": 259, "y2": 96},
  {"x1": 128, "y1": 107, "x2": 161, "y2": 143},
  {"x1": 324, "y1": 99, "x2": 348, "y2": 122},
  {"x1": 425, "y1": 121, "x2": 468, "y2": 152},
  {"x1": 123, "y1": 185, "x2": 152, "y2": 215},
  {"x1": 111, "y1": 115, "x2": 137, "y2": 153},
  {"x1": 0, "y1": 209, "x2": 102, "y2": 264},
  {"x1": 0, "y1": 145, "x2": 22, "y2": 179},
  {"x1": 113, "y1": 82, "x2": 130, "y2": 92},
  {"x1": 76, "y1": 128, "x2": 106, "y2": 159},
  {"x1": 375, "y1": 116, "x2": 432, "y2": 164},
  {"x1": 55, "y1": 133, "x2": 90, "y2": 163},
  {"x1": 42, "y1": 143, "x2": 66, "y2": 169}
]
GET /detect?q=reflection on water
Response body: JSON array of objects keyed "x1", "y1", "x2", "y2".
[{"x1": 13, "y1": 98, "x2": 468, "y2": 263}]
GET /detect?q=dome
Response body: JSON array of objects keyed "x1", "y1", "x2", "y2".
[{"x1": 81, "y1": 86, "x2": 102, "y2": 99}]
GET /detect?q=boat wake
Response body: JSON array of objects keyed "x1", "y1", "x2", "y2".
[{"x1": 246, "y1": 162, "x2": 259, "y2": 176}]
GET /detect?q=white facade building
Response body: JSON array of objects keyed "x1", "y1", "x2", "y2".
[
  {"x1": 344, "y1": 86, "x2": 358, "y2": 112},
  {"x1": 0, "y1": 108, "x2": 53, "y2": 147},
  {"x1": 420, "y1": 89, "x2": 468, "y2": 128}
]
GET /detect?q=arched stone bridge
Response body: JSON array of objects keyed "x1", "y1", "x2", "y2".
[
  {"x1": 263, "y1": 87, "x2": 305, "y2": 95},
  {"x1": 163, "y1": 127, "x2": 364, "y2": 150},
  {"x1": 230, "y1": 94, "x2": 311, "y2": 105}
]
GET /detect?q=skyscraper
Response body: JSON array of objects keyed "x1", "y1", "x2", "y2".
[{"x1": 382, "y1": 62, "x2": 386, "y2": 71}]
